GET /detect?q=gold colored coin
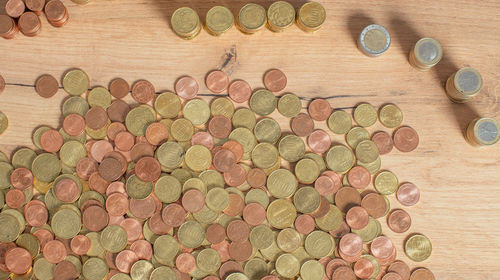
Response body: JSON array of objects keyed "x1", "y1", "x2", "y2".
[
  {"x1": 63, "y1": 69, "x2": 90, "y2": 96},
  {"x1": 110, "y1": 273, "x2": 132, "y2": 280},
  {"x1": 82, "y1": 257, "x2": 108, "y2": 280},
  {"x1": 245, "y1": 188, "x2": 270, "y2": 208},
  {"x1": 352, "y1": 217, "x2": 381, "y2": 243},
  {"x1": 125, "y1": 105, "x2": 157, "y2": 136},
  {"x1": 60, "y1": 140, "x2": 86, "y2": 167},
  {"x1": 130, "y1": 260, "x2": 154, "y2": 280},
  {"x1": 171, "y1": 7, "x2": 202, "y2": 39},
  {"x1": 229, "y1": 127, "x2": 257, "y2": 156},
  {"x1": 178, "y1": 221, "x2": 205, "y2": 248},
  {"x1": 0, "y1": 212, "x2": 21, "y2": 242},
  {"x1": 32, "y1": 153, "x2": 61, "y2": 183},
  {"x1": 275, "y1": 253, "x2": 300, "y2": 278},
  {"x1": 405, "y1": 234, "x2": 432, "y2": 262},
  {"x1": 355, "y1": 139, "x2": 379, "y2": 164},
  {"x1": 126, "y1": 174, "x2": 153, "y2": 199},
  {"x1": 226, "y1": 273, "x2": 250, "y2": 280},
  {"x1": 153, "y1": 234, "x2": 179, "y2": 262},
  {"x1": 249, "y1": 89, "x2": 277, "y2": 116},
  {"x1": 150, "y1": 267, "x2": 177, "y2": 280},
  {"x1": 357, "y1": 156, "x2": 381, "y2": 175},
  {"x1": 254, "y1": 118, "x2": 281, "y2": 144},
  {"x1": 294, "y1": 186, "x2": 321, "y2": 214},
  {"x1": 325, "y1": 145, "x2": 354, "y2": 174},
  {"x1": 304, "y1": 230, "x2": 335, "y2": 258},
  {"x1": 62, "y1": 96, "x2": 89, "y2": 116},
  {"x1": 154, "y1": 175, "x2": 182, "y2": 203},
  {"x1": 100, "y1": 225, "x2": 128, "y2": 253},
  {"x1": 296, "y1": 2, "x2": 326, "y2": 33},
  {"x1": 374, "y1": 170, "x2": 398, "y2": 195},
  {"x1": 88, "y1": 87, "x2": 112, "y2": 109},
  {"x1": 252, "y1": 143, "x2": 279, "y2": 169},
  {"x1": 267, "y1": 1, "x2": 296, "y2": 32},
  {"x1": 155, "y1": 91, "x2": 181, "y2": 118},
  {"x1": 328, "y1": 110, "x2": 352, "y2": 134},
  {"x1": 0, "y1": 111, "x2": 8, "y2": 135},
  {"x1": 278, "y1": 134, "x2": 305, "y2": 163},
  {"x1": 354, "y1": 103, "x2": 377, "y2": 127},
  {"x1": 0, "y1": 151, "x2": 9, "y2": 162},
  {"x1": 237, "y1": 3, "x2": 267, "y2": 34},
  {"x1": 300, "y1": 260, "x2": 325, "y2": 280},
  {"x1": 379, "y1": 104, "x2": 403, "y2": 128},
  {"x1": 199, "y1": 169, "x2": 225, "y2": 190},
  {"x1": 51, "y1": 208, "x2": 81, "y2": 239},
  {"x1": 295, "y1": 158, "x2": 320, "y2": 184},
  {"x1": 244, "y1": 258, "x2": 268, "y2": 280},
  {"x1": 185, "y1": 145, "x2": 212, "y2": 172},
  {"x1": 232, "y1": 108, "x2": 256, "y2": 130},
  {"x1": 315, "y1": 204, "x2": 343, "y2": 231},
  {"x1": 33, "y1": 258, "x2": 55, "y2": 280},
  {"x1": 267, "y1": 168, "x2": 298, "y2": 199},
  {"x1": 277, "y1": 228, "x2": 301, "y2": 253},
  {"x1": 193, "y1": 205, "x2": 218, "y2": 225},
  {"x1": 205, "y1": 6, "x2": 234, "y2": 36},
  {"x1": 0, "y1": 162, "x2": 13, "y2": 189},
  {"x1": 32, "y1": 126, "x2": 51, "y2": 150},
  {"x1": 183, "y1": 99, "x2": 210, "y2": 126},
  {"x1": 278, "y1": 93, "x2": 302, "y2": 118},
  {"x1": 249, "y1": 224, "x2": 274, "y2": 250},
  {"x1": 267, "y1": 199, "x2": 297, "y2": 229},
  {"x1": 206, "y1": 187, "x2": 229, "y2": 212},
  {"x1": 197, "y1": 248, "x2": 221, "y2": 273},
  {"x1": 303, "y1": 152, "x2": 326, "y2": 173},
  {"x1": 171, "y1": 118, "x2": 194, "y2": 142},
  {"x1": 211, "y1": 97, "x2": 235, "y2": 118},
  {"x1": 346, "y1": 126, "x2": 370, "y2": 149},
  {"x1": 156, "y1": 142, "x2": 184, "y2": 170}
]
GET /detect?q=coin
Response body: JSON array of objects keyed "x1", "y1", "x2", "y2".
[
  {"x1": 237, "y1": 3, "x2": 266, "y2": 34},
  {"x1": 35, "y1": 74, "x2": 59, "y2": 98},
  {"x1": 445, "y1": 67, "x2": 482, "y2": 102},
  {"x1": 0, "y1": 111, "x2": 8, "y2": 135},
  {"x1": 297, "y1": 2, "x2": 326, "y2": 33},
  {"x1": 379, "y1": 104, "x2": 403, "y2": 128},
  {"x1": 393, "y1": 126, "x2": 419, "y2": 152},
  {"x1": 409, "y1": 38, "x2": 442, "y2": 71},
  {"x1": 171, "y1": 7, "x2": 201, "y2": 39},
  {"x1": 358, "y1": 24, "x2": 391, "y2": 57},
  {"x1": 405, "y1": 234, "x2": 432, "y2": 262},
  {"x1": 465, "y1": 117, "x2": 500, "y2": 146},
  {"x1": 205, "y1": 6, "x2": 234, "y2": 36},
  {"x1": 267, "y1": 1, "x2": 296, "y2": 32},
  {"x1": 63, "y1": 69, "x2": 90, "y2": 96}
]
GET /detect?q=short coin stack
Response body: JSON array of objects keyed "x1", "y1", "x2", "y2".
[
  {"x1": 0, "y1": 0, "x2": 69, "y2": 39},
  {"x1": 0, "y1": 68, "x2": 434, "y2": 280}
]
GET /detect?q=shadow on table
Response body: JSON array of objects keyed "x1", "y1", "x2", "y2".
[
  {"x1": 346, "y1": 12, "x2": 374, "y2": 46},
  {"x1": 390, "y1": 15, "x2": 476, "y2": 131},
  {"x1": 152, "y1": 0, "x2": 308, "y2": 31}
]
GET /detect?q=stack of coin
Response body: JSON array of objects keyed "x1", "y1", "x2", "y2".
[
  {"x1": 465, "y1": 117, "x2": 500, "y2": 146},
  {"x1": 358, "y1": 24, "x2": 391, "y2": 57},
  {"x1": 171, "y1": 1, "x2": 326, "y2": 39},
  {"x1": 0, "y1": 0, "x2": 69, "y2": 39},
  {"x1": 445, "y1": 67, "x2": 483, "y2": 103},
  {"x1": 409, "y1": 38, "x2": 443, "y2": 70},
  {"x1": 0, "y1": 68, "x2": 435, "y2": 280}
]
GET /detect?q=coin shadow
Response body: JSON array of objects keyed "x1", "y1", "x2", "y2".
[
  {"x1": 450, "y1": 102, "x2": 480, "y2": 133},
  {"x1": 346, "y1": 12, "x2": 375, "y2": 46}
]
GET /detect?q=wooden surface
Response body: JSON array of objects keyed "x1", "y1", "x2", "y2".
[{"x1": 1, "y1": 0, "x2": 500, "y2": 279}]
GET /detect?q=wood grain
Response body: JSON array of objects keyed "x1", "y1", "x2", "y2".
[{"x1": 1, "y1": 0, "x2": 500, "y2": 279}]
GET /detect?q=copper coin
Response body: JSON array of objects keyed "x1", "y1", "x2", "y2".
[
  {"x1": 35, "y1": 74, "x2": 59, "y2": 98},
  {"x1": 120, "y1": 218, "x2": 142, "y2": 243},
  {"x1": 175, "y1": 76, "x2": 199, "y2": 100},
  {"x1": 345, "y1": 206, "x2": 369, "y2": 230},
  {"x1": 176, "y1": 253, "x2": 196, "y2": 273},
  {"x1": 130, "y1": 143, "x2": 154, "y2": 162},
  {"x1": 18, "y1": 11, "x2": 40, "y2": 36},
  {"x1": 314, "y1": 175, "x2": 335, "y2": 196},
  {"x1": 329, "y1": 221, "x2": 351, "y2": 239},
  {"x1": 131, "y1": 80, "x2": 155, "y2": 104},
  {"x1": 130, "y1": 240, "x2": 153, "y2": 260},
  {"x1": 338, "y1": 248, "x2": 361, "y2": 263},
  {"x1": 53, "y1": 260, "x2": 79, "y2": 280},
  {"x1": 33, "y1": 229, "x2": 54, "y2": 250},
  {"x1": 321, "y1": 171, "x2": 342, "y2": 195},
  {"x1": 106, "y1": 193, "x2": 129, "y2": 216},
  {"x1": 210, "y1": 240, "x2": 230, "y2": 262},
  {"x1": 62, "y1": 113, "x2": 85, "y2": 136},
  {"x1": 88, "y1": 172, "x2": 110, "y2": 194},
  {"x1": 115, "y1": 250, "x2": 139, "y2": 273},
  {"x1": 191, "y1": 131, "x2": 214, "y2": 149},
  {"x1": 242, "y1": 203, "x2": 266, "y2": 226},
  {"x1": 354, "y1": 257, "x2": 374, "y2": 279},
  {"x1": 219, "y1": 260, "x2": 243, "y2": 279},
  {"x1": 325, "y1": 258, "x2": 349, "y2": 279},
  {"x1": 0, "y1": 242, "x2": 16, "y2": 272},
  {"x1": 40, "y1": 129, "x2": 63, "y2": 153},
  {"x1": 54, "y1": 178, "x2": 80, "y2": 203},
  {"x1": 223, "y1": 193, "x2": 245, "y2": 217},
  {"x1": 90, "y1": 140, "x2": 113, "y2": 163},
  {"x1": 228, "y1": 240, "x2": 252, "y2": 261},
  {"x1": 247, "y1": 168, "x2": 266, "y2": 188},
  {"x1": 107, "y1": 99, "x2": 131, "y2": 122},
  {"x1": 5, "y1": 247, "x2": 31, "y2": 275},
  {"x1": 134, "y1": 156, "x2": 161, "y2": 182},
  {"x1": 222, "y1": 140, "x2": 244, "y2": 162},
  {"x1": 310, "y1": 196, "x2": 330, "y2": 219},
  {"x1": 24, "y1": 201, "x2": 48, "y2": 227},
  {"x1": 181, "y1": 189, "x2": 205, "y2": 213},
  {"x1": 308, "y1": 99, "x2": 332, "y2": 121},
  {"x1": 129, "y1": 196, "x2": 156, "y2": 219},
  {"x1": 372, "y1": 131, "x2": 394, "y2": 155},
  {"x1": 396, "y1": 182, "x2": 420, "y2": 206},
  {"x1": 361, "y1": 192, "x2": 387, "y2": 218},
  {"x1": 43, "y1": 240, "x2": 67, "y2": 264},
  {"x1": 80, "y1": 199, "x2": 104, "y2": 213},
  {"x1": 107, "y1": 122, "x2": 126, "y2": 141},
  {"x1": 82, "y1": 205, "x2": 109, "y2": 232},
  {"x1": 295, "y1": 214, "x2": 316, "y2": 234},
  {"x1": 347, "y1": 166, "x2": 371, "y2": 189},
  {"x1": 70, "y1": 235, "x2": 90, "y2": 255},
  {"x1": 10, "y1": 167, "x2": 33, "y2": 190},
  {"x1": 378, "y1": 246, "x2": 397, "y2": 266},
  {"x1": 149, "y1": 212, "x2": 171, "y2": 235},
  {"x1": 206, "y1": 70, "x2": 229, "y2": 94},
  {"x1": 387, "y1": 209, "x2": 411, "y2": 233},
  {"x1": 228, "y1": 80, "x2": 252, "y2": 103},
  {"x1": 410, "y1": 268, "x2": 435, "y2": 280},
  {"x1": 115, "y1": 131, "x2": 135, "y2": 152},
  {"x1": 109, "y1": 78, "x2": 130, "y2": 99},
  {"x1": 213, "y1": 149, "x2": 237, "y2": 172},
  {"x1": 0, "y1": 75, "x2": 4, "y2": 94},
  {"x1": 383, "y1": 272, "x2": 404, "y2": 280},
  {"x1": 263, "y1": 69, "x2": 287, "y2": 92},
  {"x1": 335, "y1": 187, "x2": 362, "y2": 213},
  {"x1": 370, "y1": 236, "x2": 394, "y2": 259},
  {"x1": 206, "y1": 223, "x2": 226, "y2": 244},
  {"x1": 5, "y1": 0, "x2": 25, "y2": 18},
  {"x1": 307, "y1": 129, "x2": 331, "y2": 154},
  {"x1": 162, "y1": 203, "x2": 186, "y2": 227},
  {"x1": 393, "y1": 126, "x2": 419, "y2": 152},
  {"x1": 388, "y1": 260, "x2": 411, "y2": 280},
  {"x1": 25, "y1": 0, "x2": 45, "y2": 14},
  {"x1": 85, "y1": 106, "x2": 108, "y2": 130},
  {"x1": 5, "y1": 188, "x2": 25, "y2": 209},
  {"x1": 331, "y1": 266, "x2": 356, "y2": 280},
  {"x1": 45, "y1": 0, "x2": 66, "y2": 23},
  {"x1": 339, "y1": 233, "x2": 363, "y2": 257},
  {"x1": 223, "y1": 164, "x2": 247, "y2": 187},
  {"x1": 145, "y1": 122, "x2": 169, "y2": 146},
  {"x1": 208, "y1": 115, "x2": 232, "y2": 139},
  {"x1": 291, "y1": 113, "x2": 314, "y2": 137},
  {"x1": 106, "y1": 181, "x2": 126, "y2": 196}
]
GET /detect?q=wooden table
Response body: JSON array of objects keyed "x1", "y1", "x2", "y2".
[{"x1": 1, "y1": 0, "x2": 499, "y2": 279}]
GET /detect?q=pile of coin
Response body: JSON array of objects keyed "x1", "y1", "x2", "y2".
[
  {"x1": 0, "y1": 68, "x2": 434, "y2": 280},
  {"x1": 171, "y1": 1, "x2": 326, "y2": 40},
  {"x1": 0, "y1": 0, "x2": 69, "y2": 39}
]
